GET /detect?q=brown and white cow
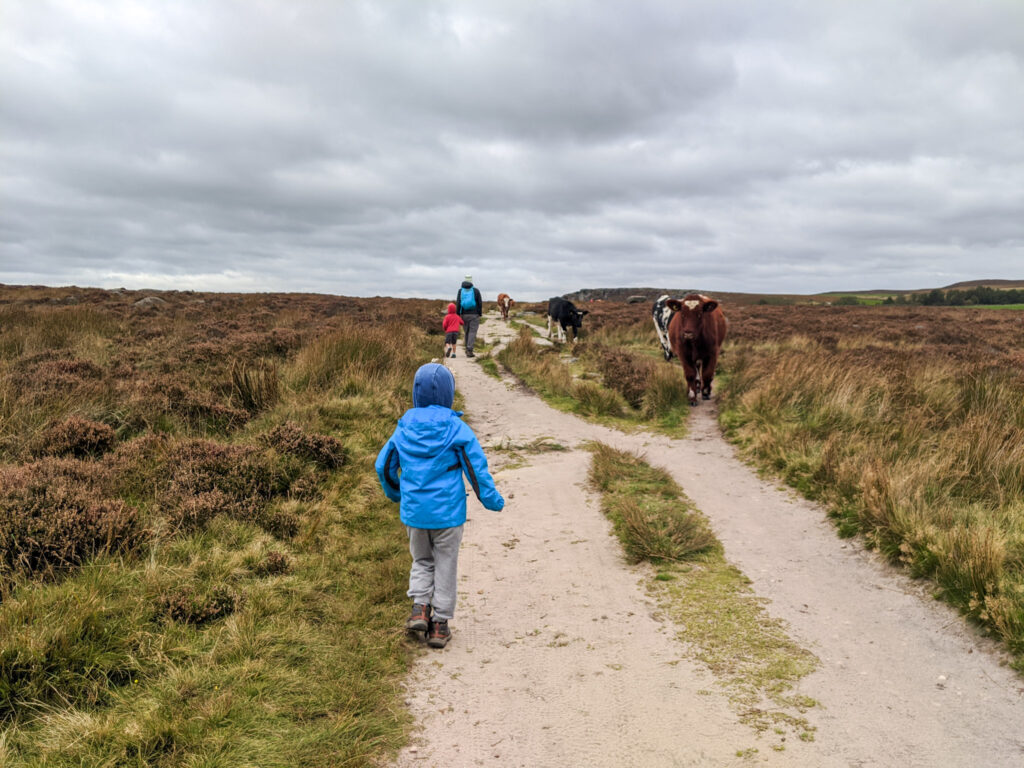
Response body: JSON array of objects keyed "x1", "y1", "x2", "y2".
[
  {"x1": 666, "y1": 294, "x2": 728, "y2": 405},
  {"x1": 496, "y1": 293, "x2": 514, "y2": 321}
]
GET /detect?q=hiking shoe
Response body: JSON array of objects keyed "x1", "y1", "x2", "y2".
[
  {"x1": 466, "y1": 350, "x2": 475, "y2": 358},
  {"x1": 406, "y1": 603, "x2": 431, "y2": 633},
  {"x1": 427, "y1": 619, "x2": 451, "y2": 648},
  {"x1": 451, "y1": 353, "x2": 456, "y2": 358}
]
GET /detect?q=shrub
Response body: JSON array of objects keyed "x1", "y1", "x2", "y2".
[
  {"x1": 156, "y1": 584, "x2": 240, "y2": 625},
  {"x1": 262, "y1": 421, "x2": 346, "y2": 469},
  {"x1": 254, "y1": 550, "x2": 291, "y2": 576},
  {"x1": 591, "y1": 346, "x2": 655, "y2": 408},
  {"x1": 160, "y1": 440, "x2": 301, "y2": 536},
  {"x1": 14, "y1": 356, "x2": 104, "y2": 392},
  {"x1": 36, "y1": 416, "x2": 116, "y2": 458},
  {"x1": 0, "y1": 459, "x2": 141, "y2": 581},
  {"x1": 167, "y1": 489, "x2": 231, "y2": 533}
]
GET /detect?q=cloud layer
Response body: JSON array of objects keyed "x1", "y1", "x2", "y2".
[{"x1": 2, "y1": 0, "x2": 1023, "y2": 299}]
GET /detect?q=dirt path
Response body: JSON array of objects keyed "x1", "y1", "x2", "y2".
[{"x1": 395, "y1": 313, "x2": 1023, "y2": 767}]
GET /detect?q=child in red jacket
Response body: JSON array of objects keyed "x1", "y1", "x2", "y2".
[{"x1": 442, "y1": 302, "x2": 464, "y2": 358}]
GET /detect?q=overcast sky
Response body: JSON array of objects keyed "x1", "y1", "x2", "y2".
[{"x1": 2, "y1": 1, "x2": 1023, "y2": 300}]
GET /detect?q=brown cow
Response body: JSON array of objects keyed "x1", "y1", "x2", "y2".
[
  {"x1": 496, "y1": 293, "x2": 515, "y2": 321},
  {"x1": 666, "y1": 294, "x2": 728, "y2": 405}
]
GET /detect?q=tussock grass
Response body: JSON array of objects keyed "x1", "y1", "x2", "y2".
[
  {"x1": 587, "y1": 443, "x2": 817, "y2": 744},
  {"x1": 229, "y1": 358, "x2": 280, "y2": 413},
  {"x1": 719, "y1": 339, "x2": 1024, "y2": 670}
]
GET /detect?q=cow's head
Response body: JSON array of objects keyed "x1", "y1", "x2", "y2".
[
  {"x1": 666, "y1": 296, "x2": 717, "y2": 340},
  {"x1": 568, "y1": 308, "x2": 588, "y2": 327}
]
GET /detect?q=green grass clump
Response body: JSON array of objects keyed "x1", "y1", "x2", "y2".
[
  {"x1": 587, "y1": 443, "x2": 715, "y2": 562},
  {"x1": 587, "y1": 442, "x2": 818, "y2": 744}
]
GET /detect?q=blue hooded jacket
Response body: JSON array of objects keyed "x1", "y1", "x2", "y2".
[{"x1": 375, "y1": 364, "x2": 504, "y2": 528}]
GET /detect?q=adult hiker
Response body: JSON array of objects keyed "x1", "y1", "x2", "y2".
[{"x1": 454, "y1": 274, "x2": 483, "y2": 357}]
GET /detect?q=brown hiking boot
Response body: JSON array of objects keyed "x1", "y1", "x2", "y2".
[
  {"x1": 406, "y1": 603, "x2": 431, "y2": 633},
  {"x1": 427, "y1": 619, "x2": 450, "y2": 648}
]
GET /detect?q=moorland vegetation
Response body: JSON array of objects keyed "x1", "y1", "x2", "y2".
[
  {"x1": 0, "y1": 285, "x2": 442, "y2": 766},
  {"x1": 503, "y1": 299, "x2": 1024, "y2": 671},
  {"x1": 3, "y1": 284, "x2": 1023, "y2": 765}
]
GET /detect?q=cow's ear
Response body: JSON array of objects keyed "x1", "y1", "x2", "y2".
[
  {"x1": 702, "y1": 300, "x2": 718, "y2": 313},
  {"x1": 666, "y1": 299, "x2": 682, "y2": 311},
  {"x1": 580, "y1": 309, "x2": 589, "y2": 316}
]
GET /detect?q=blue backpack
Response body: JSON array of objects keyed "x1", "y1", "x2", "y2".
[{"x1": 460, "y1": 287, "x2": 477, "y2": 312}]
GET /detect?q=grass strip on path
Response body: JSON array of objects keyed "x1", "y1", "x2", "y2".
[{"x1": 587, "y1": 443, "x2": 819, "y2": 752}]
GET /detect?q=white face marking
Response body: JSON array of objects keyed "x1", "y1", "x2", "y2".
[{"x1": 683, "y1": 300, "x2": 700, "y2": 310}]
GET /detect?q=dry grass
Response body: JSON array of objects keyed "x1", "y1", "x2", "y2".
[{"x1": 718, "y1": 311, "x2": 1024, "y2": 670}]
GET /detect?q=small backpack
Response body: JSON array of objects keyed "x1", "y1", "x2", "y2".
[{"x1": 460, "y1": 287, "x2": 477, "y2": 312}]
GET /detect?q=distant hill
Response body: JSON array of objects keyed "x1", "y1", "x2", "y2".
[
  {"x1": 941, "y1": 279, "x2": 1024, "y2": 290},
  {"x1": 564, "y1": 280, "x2": 1024, "y2": 305},
  {"x1": 563, "y1": 287, "x2": 813, "y2": 306}
]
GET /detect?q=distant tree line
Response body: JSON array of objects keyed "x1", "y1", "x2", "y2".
[{"x1": 882, "y1": 286, "x2": 1024, "y2": 306}]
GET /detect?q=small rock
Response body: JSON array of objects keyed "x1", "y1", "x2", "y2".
[{"x1": 134, "y1": 296, "x2": 167, "y2": 308}]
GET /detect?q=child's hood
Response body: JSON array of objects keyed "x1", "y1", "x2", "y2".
[
  {"x1": 395, "y1": 406, "x2": 463, "y2": 458},
  {"x1": 446, "y1": 302, "x2": 457, "y2": 314},
  {"x1": 412, "y1": 363, "x2": 454, "y2": 408}
]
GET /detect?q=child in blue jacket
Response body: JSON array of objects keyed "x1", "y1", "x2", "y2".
[{"x1": 375, "y1": 363, "x2": 504, "y2": 648}]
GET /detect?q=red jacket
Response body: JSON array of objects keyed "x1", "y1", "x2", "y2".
[{"x1": 442, "y1": 304, "x2": 464, "y2": 333}]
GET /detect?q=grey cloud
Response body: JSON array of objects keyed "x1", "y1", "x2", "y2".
[{"x1": 1, "y1": 0, "x2": 1022, "y2": 299}]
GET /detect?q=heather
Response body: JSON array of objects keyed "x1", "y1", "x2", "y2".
[{"x1": 0, "y1": 285, "x2": 441, "y2": 765}]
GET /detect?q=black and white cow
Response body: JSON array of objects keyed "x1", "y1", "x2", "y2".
[
  {"x1": 652, "y1": 294, "x2": 675, "y2": 361},
  {"x1": 547, "y1": 297, "x2": 589, "y2": 343}
]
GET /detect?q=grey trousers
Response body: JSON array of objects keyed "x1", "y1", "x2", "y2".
[
  {"x1": 406, "y1": 525, "x2": 465, "y2": 621},
  {"x1": 463, "y1": 314, "x2": 481, "y2": 353}
]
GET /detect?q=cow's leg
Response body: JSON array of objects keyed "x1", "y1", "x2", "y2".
[
  {"x1": 682, "y1": 358, "x2": 699, "y2": 406},
  {"x1": 547, "y1": 315, "x2": 553, "y2": 338},
  {"x1": 658, "y1": 328, "x2": 673, "y2": 360},
  {"x1": 702, "y1": 352, "x2": 718, "y2": 400}
]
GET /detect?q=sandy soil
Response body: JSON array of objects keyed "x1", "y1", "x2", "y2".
[{"x1": 394, "y1": 313, "x2": 1024, "y2": 768}]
